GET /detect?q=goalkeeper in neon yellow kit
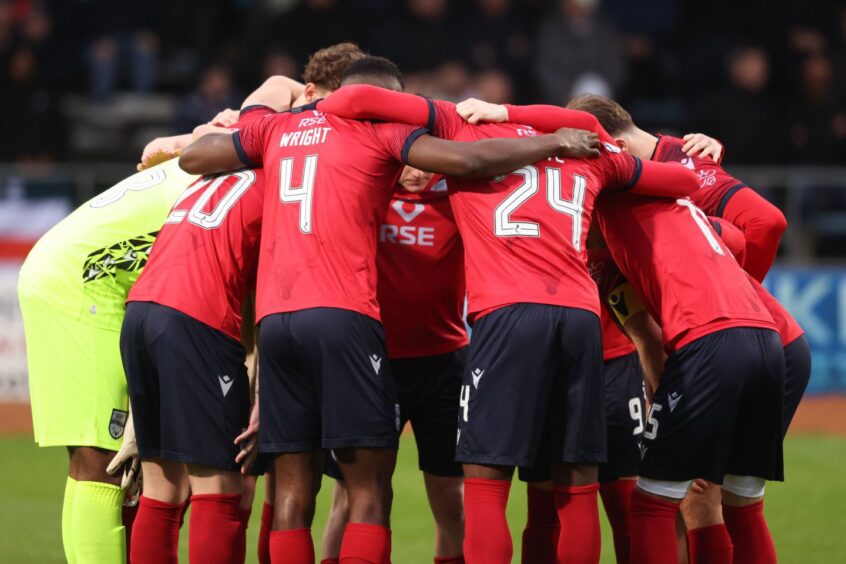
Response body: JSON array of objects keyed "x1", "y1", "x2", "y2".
[{"x1": 18, "y1": 154, "x2": 197, "y2": 563}]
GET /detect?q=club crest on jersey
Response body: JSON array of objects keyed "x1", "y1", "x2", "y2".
[
  {"x1": 109, "y1": 409, "x2": 128, "y2": 440},
  {"x1": 471, "y1": 368, "x2": 484, "y2": 389},
  {"x1": 370, "y1": 354, "x2": 382, "y2": 374},
  {"x1": 392, "y1": 201, "x2": 425, "y2": 223}
]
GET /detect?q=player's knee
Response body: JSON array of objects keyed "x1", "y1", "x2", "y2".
[
  {"x1": 346, "y1": 482, "x2": 393, "y2": 525},
  {"x1": 721, "y1": 474, "x2": 765, "y2": 505},
  {"x1": 68, "y1": 446, "x2": 120, "y2": 485}
]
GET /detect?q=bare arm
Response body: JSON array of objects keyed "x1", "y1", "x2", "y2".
[
  {"x1": 179, "y1": 133, "x2": 245, "y2": 175},
  {"x1": 623, "y1": 310, "x2": 666, "y2": 402},
  {"x1": 405, "y1": 128, "x2": 599, "y2": 178},
  {"x1": 241, "y1": 75, "x2": 305, "y2": 112}
]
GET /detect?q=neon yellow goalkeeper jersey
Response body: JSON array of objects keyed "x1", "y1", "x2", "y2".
[{"x1": 18, "y1": 158, "x2": 197, "y2": 331}]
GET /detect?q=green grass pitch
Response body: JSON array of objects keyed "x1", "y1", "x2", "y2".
[{"x1": 1, "y1": 434, "x2": 844, "y2": 562}]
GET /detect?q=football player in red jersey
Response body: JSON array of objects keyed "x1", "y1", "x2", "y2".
[
  {"x1": 180, "y1": 56, "x2": 600, "y2": 564},
  {"x1": 321, "y1": 170, "x2": 468, "y2": 564},
  {"x1": 306, "y1": 83, "x2": 700, "y2": 564},
  {"x1": 566, "y1": 94, "x2": 786, "y2": 282},
  {"x1": 121, "y1": 43, "x2": 366, "y2": 564},
  {"x1": 447, "y1": 99, "x2": 786, "y2": 564}
]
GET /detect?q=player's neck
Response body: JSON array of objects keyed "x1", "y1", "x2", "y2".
[{"x1": 626, "y1": 128, "x2": 660, "y2": 161}]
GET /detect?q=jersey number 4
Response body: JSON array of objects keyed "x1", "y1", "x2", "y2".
[
  {"x1": 280, "y1": 155, "x2": 318, "y2": 234},
  {"x1": 165, "y1": 170, "x2": 256, "y2": 229},
  {"x1": 494, "y1": 165, "x2": 586, "y2": 251}
]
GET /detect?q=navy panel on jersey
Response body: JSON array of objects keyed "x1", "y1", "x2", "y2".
[
  {"x1": 456, "y1": 304, "x2": 606, "y2": 468},
  {"x1": 783, "y1": 335, "x2": 811, "y2": 434},
  {"x1": 120, "y1": 302, "x2": 250, "y2": 470},
  {"x1": 600, "y1": 352, "x2": 645, "y2": 482},
  {"x1": 258, "y1": 308, "x2": 400, "y2": 454},
  {"x1": 639, "y1": 327, "x2": 785, "y2": 484}
]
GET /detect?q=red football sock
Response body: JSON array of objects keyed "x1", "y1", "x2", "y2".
[
  {"x1": 188, "y1": 493, "x2": 243, "y2": 564},
  {"x1": 722, "y1": 501, "x2": 775, "y2": 564},
  {"x1": 433, "y1": 556, "x2": 465, "y2": 564},
  {"x1": 600, "y1": 479, "x2": 637, "y2": 564},
  {"x1": 688, "y1": 523, "x2": 733, "y2": 564},
  {"x1": 463, "y1": 478, "x2": 512, "y2": 564},
  {"x1": 339, "y1": 522, "x2": 391, "y2": 563},
  {"x1": 553, "y1": 483, "x2": 601, "y2": 563},
  {"x1": 237, "y1": 507, "x2": 252, "y2": 563},
  {"x1": 269, "y1": 528, "x2": 314, "y2": 564},
  {"x1": 259, "y1": 502, "x2": 273, "y2": 564},
  {"x1": 122, "y1": 502, "x2": 138, "y2": 559},
  {"x1": 321, "y1": 559, "x2": 340, "y2": 564},
  {"x1": 130, "y1": 496, "x2": 183, "y2": 564},
  {"x1": 521, "y1": 486, "x2": 558, "y2": 564},
  {"x1": 630, "y1": 489, "x2": 679, "y2": 564}
]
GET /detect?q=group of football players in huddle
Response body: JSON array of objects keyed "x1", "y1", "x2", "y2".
[{"x1": 19, "y1": 42, "x2": 807, "y2": 564}]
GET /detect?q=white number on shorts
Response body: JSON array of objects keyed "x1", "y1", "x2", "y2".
[
  {"x1": 629, "y1": 397, "x2": 644, "y2": 435},
  {"x1": 280, "y1": 154, "x2": 318, "y2": 234},
  {"x1": 677, "y1": 198, "x2": 725, "y2": 255},
  {"x1": 643, "y1": 403, "x2": 662, "y2": 440},
  {"x1": 165, "y1": 170, "x2": 256, "y2": 229},
  {"x1": 459, "y1": 384, "x2": 471, "y2": 422},
  {"x1": 493, "y1": 166, "x2": 586, "y2": 250},
  {"x1": 89, "y1": 167, "x2": 168, "y2": 208}
]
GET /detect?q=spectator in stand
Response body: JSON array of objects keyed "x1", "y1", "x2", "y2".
[
  {"x1": 0, "y1": 44, "x2": 65, "y2": 161},
  {"x1": 373, "y1": 0, "x2": 458, "y2": 72},
  {"x1": 694, "y1": 46, "x2": 784, "y2": 164},
  {"x1": 534, "y1": 0, "x2": 624, "y2": 104},
  {"x1": 473, "y1": 69, "x2": 514, "y2": 104},
  {"x1": 173, "y1": 64, "x2": 241, "y2": 134},
  {"x1": 86, "y1": 0, "x2": 159, "y2": 102},
  {"x1": 786, "y1": 53, "x2": 846, "y2": 163}
]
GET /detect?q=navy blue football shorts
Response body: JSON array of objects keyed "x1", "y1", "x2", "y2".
[
  {"x1": 121, "y1": 301, "x2": 250, "y2": 471},
  {"x1": 599, "y1": 351, "x2": 645, "y2": 482},
  {"x1": 783, "y1": 334, "x2": 811, "y2": 434},
  {"x1": 456, "y1": 304, "x2": 606, "y2": 469},
  {"x1": 258, "y1": 308, "x2": 400, "y2": 455},
  {"x1": 639, "y1": 326, "x2": 785, "y2": 484},
  {"x1": 325, "y1": 346, "x2": 466, "y2": 481}
]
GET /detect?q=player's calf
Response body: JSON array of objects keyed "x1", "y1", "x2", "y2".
[
  {"x1": 423, "y1": 473, "x2": 464, "y2": 558},
  {"x1": 721, "y1": 476, "x2": 776, "y2": 564}
]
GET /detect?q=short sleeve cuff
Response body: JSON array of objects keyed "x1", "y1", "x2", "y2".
[
  {"x1": 233, "y1": 131, "x2": 260, "y2": 168},
  {"x1": 401, "y1": 127, "x2": 430, "y2": 165}
]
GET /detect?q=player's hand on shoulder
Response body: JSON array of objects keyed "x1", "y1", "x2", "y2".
[
  {"x1": 456, "y1": 98, "x2": 508, "y2": 124},
  {"x1": 553, "y1": 127, "x2": 601, "y2": 159},
  {"x1": 138, "y1": 135, "x2": 187, "y2": 170},
  {"x1": 211, "y1": 108, "x2": 240, "y2": 127},
  {"x1": 682, "y1": 133, "x2": 723, "y2": 162}
]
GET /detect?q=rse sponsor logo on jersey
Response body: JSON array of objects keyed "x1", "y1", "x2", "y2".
[
  {"x1": 298, "y1": 112, "x2": 327, "y2": 128},
  {"x1": 380, "y1": 201, "x2": 435, "y2": 247}
]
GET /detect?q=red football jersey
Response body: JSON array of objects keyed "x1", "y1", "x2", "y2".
[
  {"x1": 587, "y1": 249, "x2": 637, "y2": 360},
  {"x1": 129, "y1": 109, "x2": 273, "y2": 341},
  {"x1": 235, "y1": 103, "x2": 421, "y2": 322},
  {"x1": 431, "y1": 100, "x2": 643, "y2": 321},
  {"x1": 377, "y1": 176, "x2": 468, "y2": 358},
  {"x1": 651, "y1": 134, "x2": 747, "y2": 217},
  {"x1": 710, "y1": 218, "x2": 804, "y2": 347},
  {"x1": 595, "y1": 194, "x2": 776, "y2": 352}
]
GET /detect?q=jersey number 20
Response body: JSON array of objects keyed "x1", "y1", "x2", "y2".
[
  {"x1": 494, "y1": 165, "x2": 586, "y2": 251},
  {"x1": 165, "y1": 170, "x2": 256, "y2": 229}
]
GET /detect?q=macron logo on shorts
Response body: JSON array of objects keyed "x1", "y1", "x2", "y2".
[
  {"x1": 218, "y1": 374, "x2": 234, "y2": 397},
  {"x1": 668, "y1": 392, "x2": 683, "y2": 412},
  {"x1": 471, "y1": 368, "x2": 484, "y2": 389},
  {"x1": 370, "y1": 354, "x2": 382, "y2": 374}
]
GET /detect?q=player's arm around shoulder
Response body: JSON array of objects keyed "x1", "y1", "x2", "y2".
[{"x1": 404, "y1": 127, "x2": 600, "y2": 178}]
